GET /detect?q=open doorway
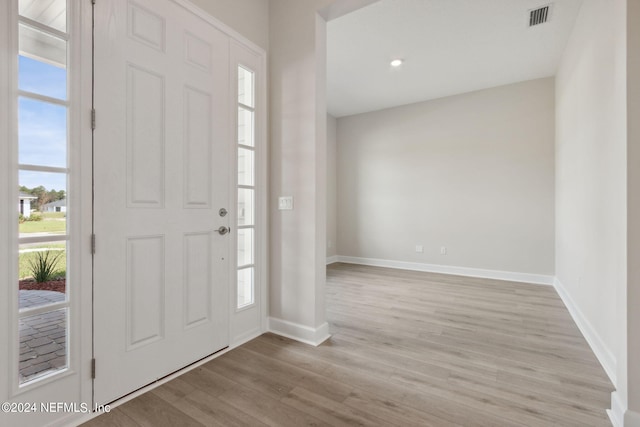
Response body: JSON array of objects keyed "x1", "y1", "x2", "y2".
[{"x1": 324, "y1": 0, "x2": 579, "y2": 280}]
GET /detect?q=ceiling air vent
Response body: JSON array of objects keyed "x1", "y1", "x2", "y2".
[{"x1": 529, "y1": 5, "x2": 550, "y2": 27}]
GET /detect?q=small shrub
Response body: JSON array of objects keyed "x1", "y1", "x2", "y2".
[
  {"x1": 28, "y1": 250, "x2": 64, "y2": 283},
  {"x1": 26, "y1": 213, "x2": 42, "y2": 222},
  {"x1": 18, "y1": 214, "x2": 25, "y2": 224}
]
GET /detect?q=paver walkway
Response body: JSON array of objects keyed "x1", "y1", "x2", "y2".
[
  {"x1": 18, "y1": 290, "x2": 67, "y2": 382},
  {"x1": 19, "y1": 289, "x2": 65, "y2": 309}
]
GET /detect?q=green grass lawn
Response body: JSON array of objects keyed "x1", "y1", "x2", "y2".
[
  {"x1": 41, "y1": 212, "x2": 66, "y2": 219},
  {"x1": 19, "y1": 219, "x2": 66, "y2": 234},
  {"x1": 19, "y1": 245, "x2": 66, "y2": 280}
]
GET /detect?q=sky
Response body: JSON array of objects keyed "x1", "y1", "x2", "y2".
[{"x1": 18, "y1": 55, "x2": 68, "y2": 192}]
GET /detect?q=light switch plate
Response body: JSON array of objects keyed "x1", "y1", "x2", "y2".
[{"x1": 278, "y1": 196, "x2": 293, "y2": 210}]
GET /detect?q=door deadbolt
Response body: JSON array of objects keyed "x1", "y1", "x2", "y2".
[
  {"x1": 219, "y1": 208, "x2": 228, "y2": 217},
  {"x1": 215, "y1": 226, "x2": 230, "y2": 235}
]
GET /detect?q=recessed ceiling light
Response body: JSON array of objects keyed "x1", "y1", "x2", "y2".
[{"x1": 390, "y1": 59, "x2": 403, "y2": 67}]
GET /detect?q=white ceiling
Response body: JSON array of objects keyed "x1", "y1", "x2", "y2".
[{"x1": 327, "y1": 0, "x2": 583, "y2": 117}]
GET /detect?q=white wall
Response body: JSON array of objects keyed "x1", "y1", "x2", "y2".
[
  {"x1": 266, "y1": 0, "x2": 386, "y2": 344},
  {"x1": 555, "y1": 0, "x2": 626, "y2": 391},
  {"x1": 268, "y1": 0, "x2": 334, "y2": 344},
  {"x1": 336, "y1": 78, "x2": 555, "y2": 276},
  {"x1": 189, "y1": 0, "x2": 269, "y2": 50},
  {"x1": 555, "y1": 0, "x2": 634, "y2": 423},
  {"x1": 627, "y1": 1, "x2": 640, "y2": 421},
  {"x1": 327, "y1": 114, "x2": 338, "y2": 259}
]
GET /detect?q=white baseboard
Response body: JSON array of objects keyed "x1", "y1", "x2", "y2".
[
  {"x1": 326, "y1": 255, "x2": 338, "y2": 265},
  {"x1": 609, "y1": 392, "x2": 625, "y2": 427},
  {"x1": 268, "y1": 317, "x2": 330, "y2": 346},
  {"x1": 553, "y1": 277, "x2": 617, "y2": 385},
  {"x1": 608, "y1": 392, "x2": 640, "y2": 427},
  {"x1": 335, "y1": 255, "x2": 555, "y2": 286}
]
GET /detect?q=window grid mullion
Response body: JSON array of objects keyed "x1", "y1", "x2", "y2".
[
  {"x1": 18, "y1": 90, "x2": 69, "y2": 107},
  {"x1": 238, "y1": 102, "x2": 254, "y2": 112},
  {"x1": 18, "y1": 16, "x2": 69, "y2": 41},
  {"x1": 19, "y1": 164, "x2": 68, "y2": 174}
]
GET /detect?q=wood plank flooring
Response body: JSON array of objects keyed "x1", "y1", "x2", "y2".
[{"x1": 83, "y1": 263, "x2": 614, "y2": 426}]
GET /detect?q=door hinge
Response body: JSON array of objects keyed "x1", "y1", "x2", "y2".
[
  {"x1": 91, "y1": 234, "x2": 96, "y2": 255},
  {"x1": 91, "y1": 358, "x2": 96, "y2": 379},
  {"x1": 91, "y1": 108, "x2": 96, "y2": 130}
]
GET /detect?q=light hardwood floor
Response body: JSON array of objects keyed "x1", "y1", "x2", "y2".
[{"x1": 83, "y1": 263, "x2": 614, "y2": 426}]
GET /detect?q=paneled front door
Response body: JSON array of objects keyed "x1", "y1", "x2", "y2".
[{"x1": 93, "y1": 0, "x2": 231, "y2": 404}]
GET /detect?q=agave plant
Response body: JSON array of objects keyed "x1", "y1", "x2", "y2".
[{"x1": 28, "y1": 250, "x2": 63, "y2": 283}]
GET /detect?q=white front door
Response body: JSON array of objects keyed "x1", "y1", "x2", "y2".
[{"x1": 93, "y1": 0, "x2": 230, "y2": 404}]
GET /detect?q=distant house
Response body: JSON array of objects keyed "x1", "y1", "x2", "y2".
[
  {"x1": 18, "y1": 192, "x2": 37, "y2": 218},
  {"x1": 41, "y1": 199, "x2": 66, "y2": 213}
]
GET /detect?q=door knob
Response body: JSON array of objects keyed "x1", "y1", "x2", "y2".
[{"x1": 215, "y1": 226, "x2": 230, "y2": 235}]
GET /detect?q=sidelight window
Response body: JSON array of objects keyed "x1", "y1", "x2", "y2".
[
  {"x1": 236, "y1": 66, "x2": 255, "y2": 309},
  {"x1": 16, "y1": 0, "x2": 70, "y2": 385}
]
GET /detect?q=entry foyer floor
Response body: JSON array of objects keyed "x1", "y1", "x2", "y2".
[{"x1": 84, "y1": 263, "x2": 613, "y2": 426}]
